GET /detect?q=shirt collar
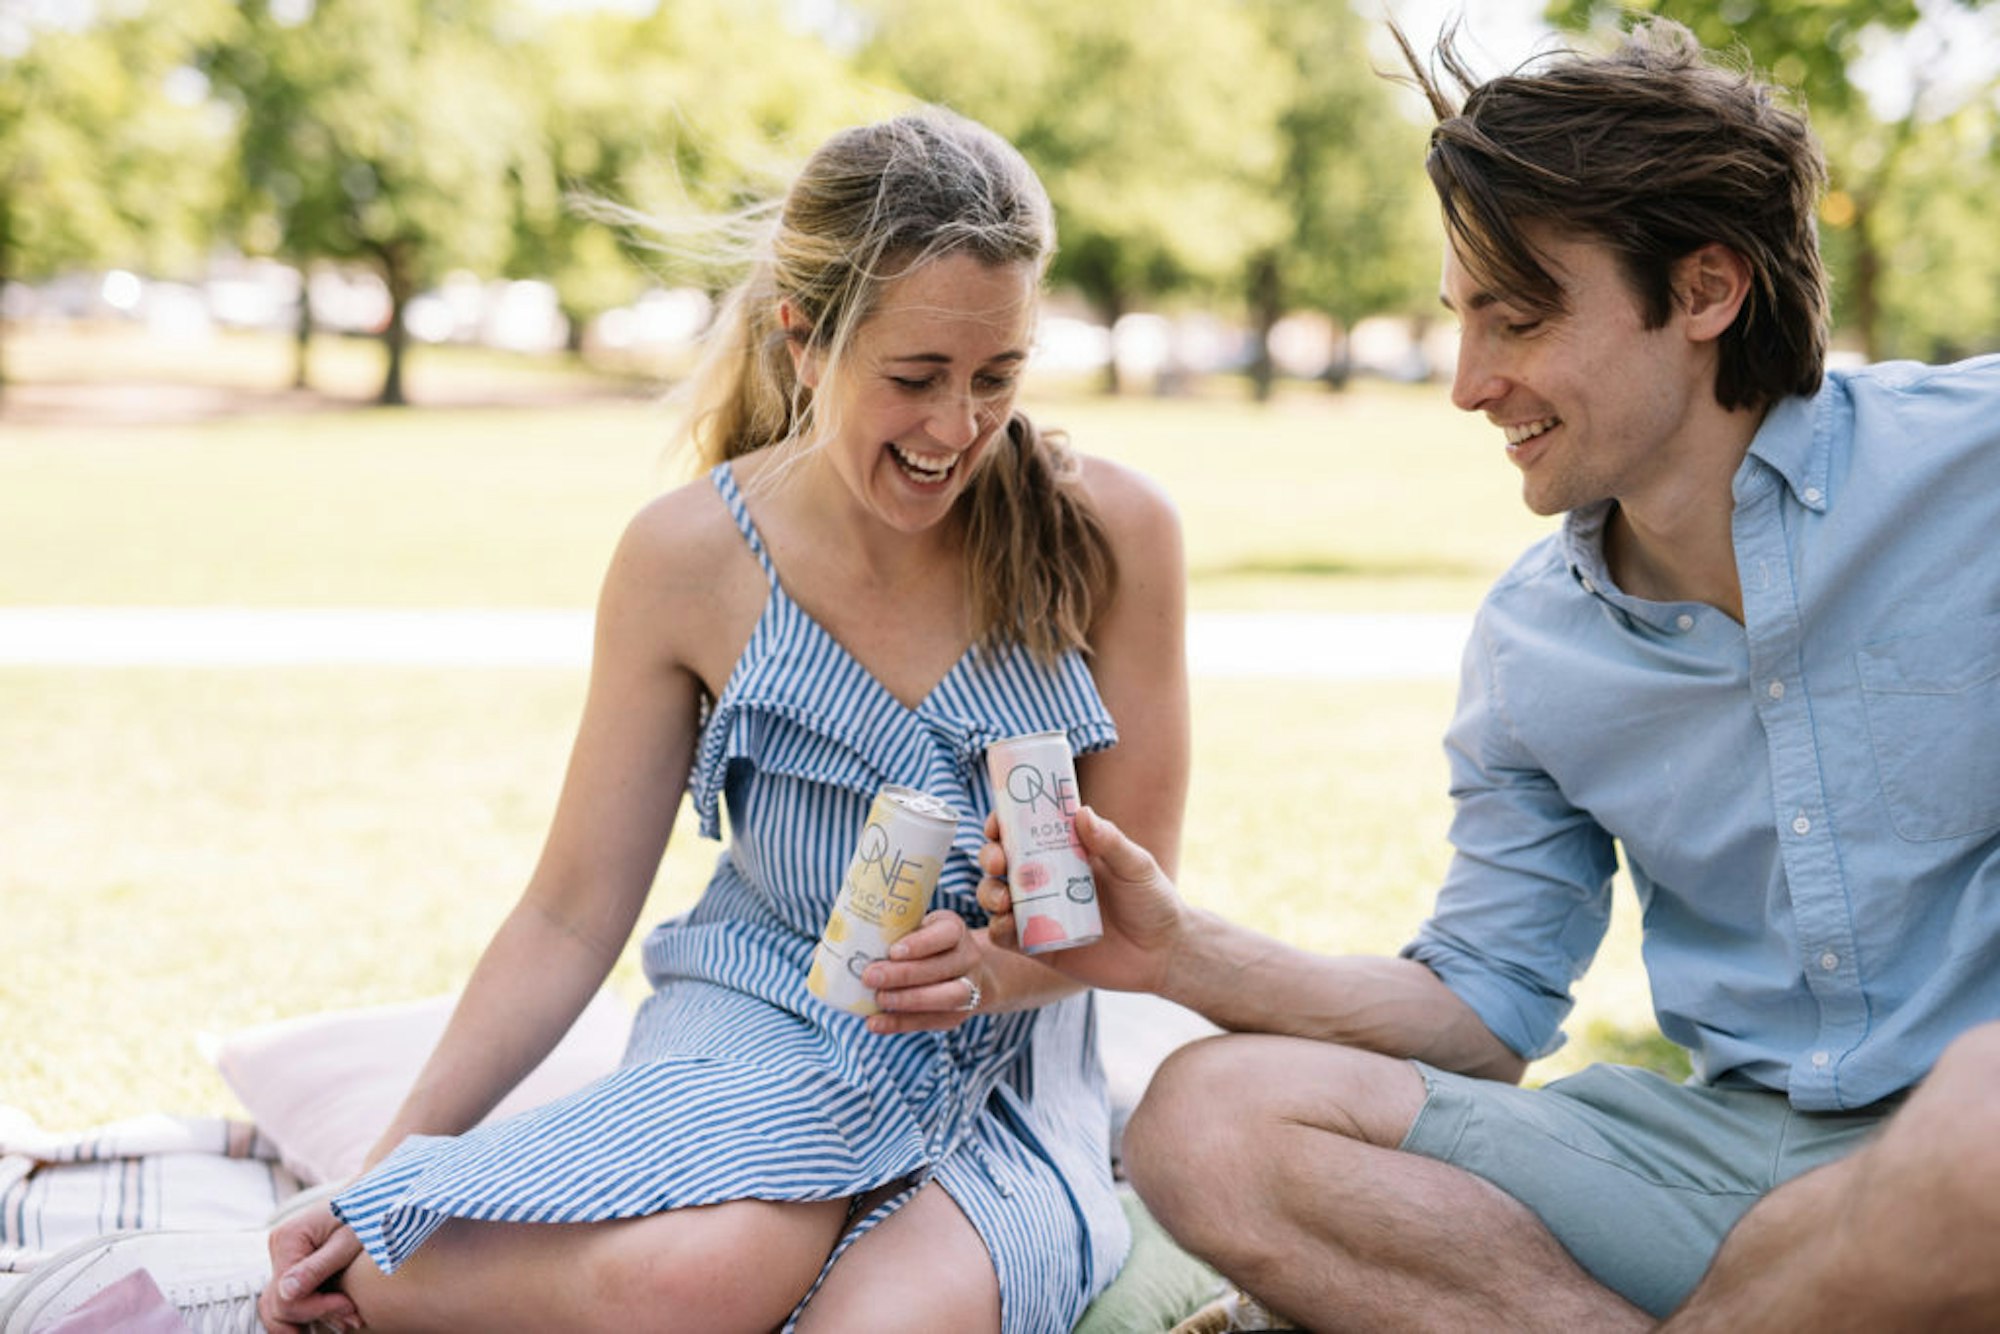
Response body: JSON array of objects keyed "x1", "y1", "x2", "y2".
[
  {"x1": 1737, "y1": 386, "x2": 1832, "y2": 514},
  {"x1": 1559, "y1": 500, "x2": 1688, "y2": 631}
]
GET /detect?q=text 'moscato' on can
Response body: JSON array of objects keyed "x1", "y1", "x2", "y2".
[
  {"x1": 987, "y1": 730, "x2": 1101, "y2": 954},
  {"x1": 808, "y1": 785, "x2": 960, "y2": 1015}
]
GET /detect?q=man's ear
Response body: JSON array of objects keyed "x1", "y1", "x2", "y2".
[
  {"x1": 1676, "y1": 244, "x2": 1753, "y2": 343},
  {"x1": 778, "y1": 300, "x2": 820, "y2": 388}
]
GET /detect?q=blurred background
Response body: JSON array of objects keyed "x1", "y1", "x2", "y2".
[
  {"x1": 4, "y1": 0, "x2": 1998, "y2": 1128},
  {"x1": 5, "y1": 0, "x2": 1997, "y2": 411}
]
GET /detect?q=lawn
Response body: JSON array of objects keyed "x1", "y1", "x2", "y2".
[{"x1": 0, "y1": 326, "x2": 1667, "y2": 1130}]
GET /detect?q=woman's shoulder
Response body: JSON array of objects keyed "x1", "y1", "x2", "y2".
[
  {"x1": 610, "y1": 475, "x2": 722, "y2": 576},
  {"x1": 604, "y1": 470, "x2": 765, "y2": 637},
  {"x1": 1073, "y1": 454, "x2": 1182, "y2": 559},
  {"x1": 589, "y1": 468, "x2": 770, "y2": 698}
]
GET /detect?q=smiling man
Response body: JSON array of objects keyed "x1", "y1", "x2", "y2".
[{"x1": 977, "y1": 17, "x2": 2000, "y2": 1330}]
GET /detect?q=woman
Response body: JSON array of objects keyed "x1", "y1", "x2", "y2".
[{"x1": 262, "y1": 108, "x2": 1189, "y2": 1333}]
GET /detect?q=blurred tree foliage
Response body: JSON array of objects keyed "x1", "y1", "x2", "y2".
[
  {"x1": 508, "y1": 0, "x2": 875, "y2": 356},
  {"x1": 0, "y1": 0, "x2": 232, "y2": 395},
  {"x1": 1, "y1": 0, "x2": 1994, "y2": 404},
  {"x1": 205, "y1": 0, "x2": 536, "y2": 404},
  {"x1": 1548, "y1": 0, "x2": 2000, "y2": 362},
  {"x1": 857, "y1": 0, "x2": 1290, "y2": 393},
  {"x1": 1241, "y1": 0, "x2": 1439, "y2": 398}
]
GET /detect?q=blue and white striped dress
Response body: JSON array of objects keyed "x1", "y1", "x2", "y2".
[{"x1": 334, "y1": 462, "x2": 1130, "y2": 1332}]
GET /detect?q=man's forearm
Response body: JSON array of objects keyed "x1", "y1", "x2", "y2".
[{"x1": 1157, "y1": 909, "x2": 1527, "y2": 1083}]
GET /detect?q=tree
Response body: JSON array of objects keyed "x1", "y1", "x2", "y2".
[
  {"x1": 1547, "y1": 0, "x2": 2000, "y2": 360},
  {"x1": 207, "y1": 0, "x2": 534, "y2": 405},
  {"x1": 0, "y1": 1, "x2": 230, "y2": 397},
  {"x1": 858, "y1": 0, "x2": 1286, "y2": 393},
  {"x1": 510, "y1": 0, "x2": 873, "y2": 360},
  {"x1": 1241, "y1": 0, "x2": 1440, "y2": 398}
]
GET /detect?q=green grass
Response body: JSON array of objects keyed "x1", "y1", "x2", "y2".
[
  {"x1": 0, "y1": 326, "x2": 1666, "y2": 1130},
  {"x1": 0, "y1": 330, "x2": 1553, "y2": 610}
]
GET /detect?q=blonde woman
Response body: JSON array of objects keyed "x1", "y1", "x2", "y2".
[{"x1": 231, "y1": 109, "x2": 1190, "y2": 1334}]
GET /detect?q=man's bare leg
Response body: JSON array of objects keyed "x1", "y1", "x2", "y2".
[
  {"x1": 1664, "y1": 1020, "x2": 2000, "y2": 1332},
  {"x1": 1125, "y1": 1034, "x2": 1649, "y2": 1332}
]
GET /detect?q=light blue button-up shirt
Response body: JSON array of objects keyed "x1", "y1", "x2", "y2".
[{"x1": 1404, "y1": 354, "x2": 2000, "y2": 1111}]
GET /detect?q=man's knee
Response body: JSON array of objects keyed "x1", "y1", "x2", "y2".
[
  {"x1": 1123, "y1": 1034, "x2": 1262, "y2": 1209},
  {"x1": 1124, "y1": 1034, "x2": 1420, "y2": 1251},
  {"x1": 1894, "y1": 1021, "x2": 2000, "y2": 1205},
  {"x1": 1929, "y1": 1019, "x2": 2000, "y2": 1092}
]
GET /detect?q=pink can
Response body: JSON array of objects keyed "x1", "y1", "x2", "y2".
[{"x1": 986, "y1": 730, "x2": 1101, "y2": 954}]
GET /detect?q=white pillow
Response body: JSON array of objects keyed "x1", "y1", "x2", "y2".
[{"x1": 208, "y1": 989, "x2": 631, "y2": 1186}]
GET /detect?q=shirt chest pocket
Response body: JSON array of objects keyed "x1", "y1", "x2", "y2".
[{"x1": 1856, "y1": 617, "x2": 2000, "y2": 841}]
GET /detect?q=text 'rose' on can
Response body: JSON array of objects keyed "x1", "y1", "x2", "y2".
[
  {"x1": 807, "y1": 785, "x2": 959, "y2": 1015},
  {"x1": 986, "y1": 730, "x2": 1102, "y2": 954}
]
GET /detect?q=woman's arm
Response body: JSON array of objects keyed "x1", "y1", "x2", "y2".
[
  {"x1": 356, "y1": 490, "x2": 722, "y2": 1167},
  {"x1": 1069, "y1": 454, "x2": 1191, "y2": 878},
  {"x1": 264, "y1": 491, "x2": 728, "y2": 1329}
]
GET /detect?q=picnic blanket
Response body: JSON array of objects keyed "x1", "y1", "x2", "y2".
[
  {"x1": 0, "y1": 1108, "x2": 301, "y2": 1305},
  {"x1": 2, "y1": 989, "x2": 1226, "y2": 1327}
]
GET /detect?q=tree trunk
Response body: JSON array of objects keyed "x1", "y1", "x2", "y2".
[
  {"x1": 375, "y1": 244, "x2": 413, "y2": 407},
  {"x1": 1320, "y1": 331, "x2": 1353, "y2": 391},
  {"x1": 0, "y1": 273, "x2": 10, "y2": 404},
  {"x1": 291, "y1": 271, "x2": 312, "y2": 391},
  {"x1": 1096, "y1": 287, "x2": 1125, "y2": 397},
  {"x1": 1, "y1": 222, "x2": 11, "y2": 401},
  {"x1": 1320, "y1": 311, "x2": 1363, "y2": 391},
  {"x1": 1851, "y1": 193, "x2": 1883, "y2": 363},
  {"x1": 1246, "y1": 251, "x2": 1283, "y2": 404}
]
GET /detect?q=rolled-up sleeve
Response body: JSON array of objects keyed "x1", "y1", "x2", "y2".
[{"x1": 1402, "y1": 605, "x2": 1618, "y2": 1062}]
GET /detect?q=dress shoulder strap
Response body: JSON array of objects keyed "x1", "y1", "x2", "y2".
[{"x1": 710, "y1": 460, "x2": 777, "y2": 586}]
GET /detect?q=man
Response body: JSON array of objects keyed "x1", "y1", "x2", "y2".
[{"x1": 978, "y1": 19, "x2": 2000, "y2": 1330}]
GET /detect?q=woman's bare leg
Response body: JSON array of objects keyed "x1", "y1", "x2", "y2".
[
  {"x1": 338, "y1": 1196, "x2": 850, "y2": 1334},
  {"x1": 792, "y1": 1183, "x2": 1001, "y2": 1334}
]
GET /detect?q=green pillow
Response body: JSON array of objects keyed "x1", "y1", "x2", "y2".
[{"x1": 1073, "y1": 1185, "x2": 1227, "y2": 1333}]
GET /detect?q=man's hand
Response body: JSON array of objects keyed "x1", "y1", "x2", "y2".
[
  {"x1": 978, "y1": 804, "x2": 1189, "y2": 994},
  {"x1": 258, "y1": 1195, "x2": 363, "y2": 1334}
]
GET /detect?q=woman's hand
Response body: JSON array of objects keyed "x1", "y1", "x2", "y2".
[
  {"x1": 978, "y1": 804, "x2": 1189, "y2": 995},
  {"x1": 862, "y1": 909, "x2": 990, "y2": 1034},
  {"x1": 258, "y1": 1193, "x2": 364, "y2": 1333}
]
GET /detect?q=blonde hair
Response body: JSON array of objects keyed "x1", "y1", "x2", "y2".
[{"x1": 673, "y1": 107, "x2": 1112, "y2": 663}]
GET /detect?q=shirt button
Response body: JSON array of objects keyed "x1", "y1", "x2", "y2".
[
  {"x1": 1792, "y1": 814, "x2": 1812, "y2": 835},
  {"x1": 1767, "y1": 680, "x2": 1786, "y2": 701},
  {"x1": 1676, "y1": 614, "x2": 1695, "y2": 632},
  {"x1": 1804, "y1": 486, "x2": 1823, "y2": 504},
  {"x1": 1819, "y1": 952, "x2": 1839, "y2": 971},
  {"x1": 1811, "y1": 1050, "x2": 1831, "y2": 1068},
  {"x1": 1580, "y1": 576, "x2": 1596, "y2": 594}
]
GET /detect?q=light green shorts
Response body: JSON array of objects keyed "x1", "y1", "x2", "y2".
[{"x1": 1400, "y1": 1061, "x2": 1896, "y2": 1317}]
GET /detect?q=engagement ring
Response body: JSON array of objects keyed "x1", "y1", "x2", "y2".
[{"x1": 958, "y1": 977, "x2": 983, "y2": 1012}]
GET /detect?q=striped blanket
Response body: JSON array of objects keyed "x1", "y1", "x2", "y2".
[{"x1": 0, "y1": 1106, "x2": 302, "y2": 1302}]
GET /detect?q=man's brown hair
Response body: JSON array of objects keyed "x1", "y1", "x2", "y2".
[{"x1": 1393, "y1": 19, "x2": 1829, "y2": 410}]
